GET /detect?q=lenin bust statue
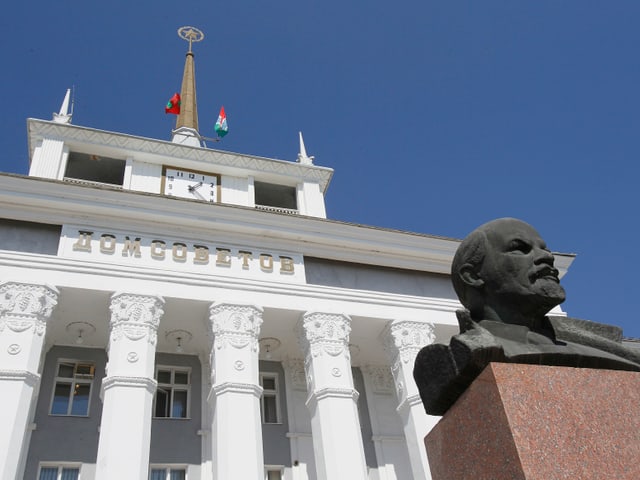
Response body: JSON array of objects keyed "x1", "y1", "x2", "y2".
[{"x1": 413, "y1": 218, "x2": 640, "y2": 416}]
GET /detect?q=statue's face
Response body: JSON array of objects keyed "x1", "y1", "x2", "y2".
[{"x1": 480, "y1": 219, "x2": 566, "y2": 314}]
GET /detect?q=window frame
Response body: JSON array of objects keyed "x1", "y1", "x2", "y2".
[
  {"x1": 149, "y1": 464, "x2": 187, "y2": 480},
  {"x1": 48, "y1": 359, "x2": 95, "y2": 417},
  {"x1": 153, "y1": 366, "x2": 191, "y2": 419},
  {"x1": 63, "y1": 151, "x2": 127, "y2": 187},
  {"x1": 254, "y1": 181, "x2": 298, "y2": 211},
  {"x1": 37, "y1": 463, "x2": 81, "y2": 480},
  {"x1": 264, "y1": 465, "x2": 284, "y2": 480},
  {"x1": 259, "y1": 372, "x2": 281, "y2": 424}
]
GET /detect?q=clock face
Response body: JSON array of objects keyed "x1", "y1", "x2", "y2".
[{"x1": 162, "y1": 167, "x2": 220, "y2": 202}]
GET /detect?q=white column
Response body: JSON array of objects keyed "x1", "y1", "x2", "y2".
[
  {"x1": 208, "y1": 303, "x2": 264, "y2": 480},
  {"x1": 282, "y1": 358, "x2": 316, "y2": 480},
  {"x1": 382, "y1": 320, "x2": 438, "y2": 480},
  {"x1": 361, "y1": 365, "x2": 410, "y2": 480},
  {"x1": 95, "y1": 293, "x2": 164, "y2": 480},
  {"x1": 0, "y1": 282, "x2": 58, "y2": 480},
  {"x1": 297, "y1": 312, "x2": 368, "y2": 480},
  {"x1": 199, "y1": 353, "x2": 214, "y2": 480}
]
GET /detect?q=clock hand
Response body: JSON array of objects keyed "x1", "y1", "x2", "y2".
[
  {"x1": 191, "y1": 189, "x2": 206, "y2": 201},
  {"x1": 188, "y1": 182, "x2": 203, "y2": 192}
]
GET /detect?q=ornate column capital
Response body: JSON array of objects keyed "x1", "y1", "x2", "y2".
[
  {"x1": 297, "y1": 312, "x2": 352, "y2": 359},
  {"x1": 108, "y1": 293, "x2": 164, "y2": 345},
  {"x1": 0, "y1": 282, "x2": 59, "y2": 336},
  {"x1": 382, "y1": 320, "x2": 435, "y2": 367},
  {"x1": 208, "y1": 303, "x2": 263, "y2": 351},
  {"x1": 381, "y1": 320, "x2": 435, "y2": 402}
]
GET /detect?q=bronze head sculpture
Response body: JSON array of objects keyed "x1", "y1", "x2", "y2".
[{"x1": 414, "y1": 218, "x2": 640, "y2": 415}]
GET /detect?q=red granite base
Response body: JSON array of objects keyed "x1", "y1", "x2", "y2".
[{"x1": 425, "y1": 363, "x2": 640, "y2": 480}]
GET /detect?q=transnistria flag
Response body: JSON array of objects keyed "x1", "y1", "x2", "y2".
[
  {"x1": 165, "y1": 93, "x2": 181, "y2": 114},
  {"x1": 215, "y1": 106, "x2": 229, "y2": 137}
]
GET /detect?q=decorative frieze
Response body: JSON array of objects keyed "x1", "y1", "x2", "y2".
[
  {"x1": 108, "y1": 293, "x2": 164, "y2": 345},
  {"x1": 298, "y1": 312, "x2": 352, "y2": 359},
  {"x1": 0, "y1": 282, "x2": 59, "y2": 336},
  {"x1": 284, "y1": 358, "x2": 308, "y2": 391},
  {"x1": 208, "y1": 303, "x2": 263, "y2": 351}
]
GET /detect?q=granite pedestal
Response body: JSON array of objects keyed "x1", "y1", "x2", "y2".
[{"x1": 425, "y1": 363, "x2": 640, "y2": 480}]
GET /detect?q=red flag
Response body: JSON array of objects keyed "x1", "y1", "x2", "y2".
[{"x1": 165, "y1": 93, "x2": 181, "y2": 114}]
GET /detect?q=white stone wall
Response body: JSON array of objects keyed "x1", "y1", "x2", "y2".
[
  {"x1": 129, "y1": 161, "x2": 163, "y2": 193},
  {"x1": 220, "y1": 175, "x2": 250, "y2": 206}
]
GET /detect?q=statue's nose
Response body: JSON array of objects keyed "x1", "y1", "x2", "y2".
[{"x1": 534, "y1": 247, "x2": 554, "y2": 265}]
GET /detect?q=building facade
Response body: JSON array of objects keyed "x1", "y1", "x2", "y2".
[{"x1": 1, "y1": 43, "x2": 574, "y2": 480}]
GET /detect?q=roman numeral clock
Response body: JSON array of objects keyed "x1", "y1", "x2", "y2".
[{"x1": 162, "y1": 166, "x2": 221, "y2": 202}]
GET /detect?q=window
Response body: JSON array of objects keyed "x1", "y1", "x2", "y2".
[
  {"x1": 64, "y1": 152, "x2": 126, "y2": 186},
  {"x1": 254, "y1": 181, "x2": 297, "y2": 211},
  {"x1": 50, "y1": 361, "x2": 95, "y2": 416},
  {"x1": 260, "y1": 373, "x2": 280, "y2": 424},
  {"x1": 154, "y1": 367, "x2": 190, "y2": 418},
  {"x1": 149, "y1": 466, "x2": 186, "y2": 480},
  {"x1": 38, "y1": 464, "x2": 80, "y2": 480},
  {"x1": 265, "y1": 467, "x2": 284, "y2": 480}
]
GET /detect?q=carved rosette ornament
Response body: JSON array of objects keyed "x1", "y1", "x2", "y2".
[
  {"x1": 108, "y1": 293, "x2": 164, "y2": 345},
  {"x1": 297, "y1": 312, "x2": 352, "y2": 359},
  {"x1": 0, "y1": 282, "x2": 59, "y2": 336},
  {"x1": 208, "y1": 303, "x2": 263, "y2": 352}
]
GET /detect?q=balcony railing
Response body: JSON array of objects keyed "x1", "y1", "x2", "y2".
[{"x1": 255, "y1": 205, "x2": 299, "y2": 215}]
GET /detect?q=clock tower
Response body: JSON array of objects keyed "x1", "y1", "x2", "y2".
[{"x1": 26, "y1": 27, "x2": 332, "y2": 218}]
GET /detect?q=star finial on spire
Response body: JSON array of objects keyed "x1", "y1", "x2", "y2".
[{"x1": 178, "y1": 26, "x2": 204, "y2": 53}]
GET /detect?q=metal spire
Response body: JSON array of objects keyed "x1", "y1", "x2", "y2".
[
  {"x1": 172, "y1": 26, "x2": 204, "y2": 147},
  {"x1": 297, "y1": 131, "x2": 315, "y2": 165}
]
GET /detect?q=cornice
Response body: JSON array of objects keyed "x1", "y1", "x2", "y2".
[
  {"x1": 0, "y1": 250, "x2": 461, "y2": 314},
  {"x1": 101, "y1": 375, "x2": 157, "y2": 395},
  {"x1": 306, "y1": 387, "x2": 359, "y2": 409},
  {"x1": 211, "y1": 381, "x2": 263, "y2": 398},
  {"x1": 0, "y1": 369, "x2": 40, "y2": 387},
  {"x1": 0, "y1": 173, "x2": 575, "y2": 277},
  {"x1": 27, "y1": 119, "x2": 333, "y2": 192},
  {"x1": 0, "y1": 173, "x2": 459, "y2": 274}
]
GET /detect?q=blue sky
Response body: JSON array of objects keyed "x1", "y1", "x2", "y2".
[{"x1": 3, "y1": 2, "x2": 640, "y2": 336}]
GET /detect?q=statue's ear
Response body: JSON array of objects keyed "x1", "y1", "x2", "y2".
[{"x1": 459, "y1": 263, "x2": 484, "y2": 288}]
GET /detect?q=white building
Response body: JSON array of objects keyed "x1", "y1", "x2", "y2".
[{"x1": 0, "y1": 36, "x2": 574, "y2": 480}]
